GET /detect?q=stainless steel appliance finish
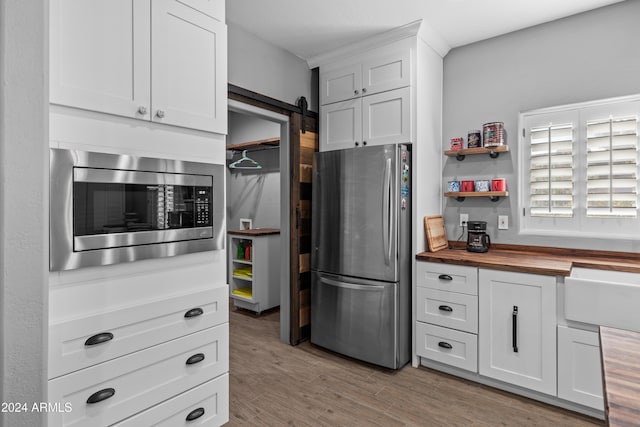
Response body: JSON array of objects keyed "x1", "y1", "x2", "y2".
[
  {"x1": 50, "y1": 148, "x2": 225, "y2": 271},
  {"x1": 311, "y1": 144, "x2": 411, "y2": 369}
]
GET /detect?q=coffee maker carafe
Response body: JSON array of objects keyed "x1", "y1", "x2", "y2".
[{"x1": 467, "y1": 221, "x2": 490, "y2": 253}]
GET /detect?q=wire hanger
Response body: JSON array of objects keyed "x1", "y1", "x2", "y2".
[{"x1": 229, "y1": 150, "x2": 262, "y2": 170}]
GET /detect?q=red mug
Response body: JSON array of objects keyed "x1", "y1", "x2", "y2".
[
  {"x1": 461, "y1": 180, "x2": 475, "y2": 192},
  {"x1": 491, "y1": 179, "x2": 506, "y2": 191}
]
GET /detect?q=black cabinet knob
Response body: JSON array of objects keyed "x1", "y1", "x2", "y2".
[
  {"x1": 184, "y1": 308, "x2": 204, "y2": 318},
  {"x1": 186, "y1": 353, "x2": 205, "y2": 365}
]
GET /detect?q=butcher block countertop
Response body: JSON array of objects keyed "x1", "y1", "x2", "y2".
[
  {"x1": 228, "y1": 228, "x2": 280, "y2": 237},
  {"x1": 416, "y1": 242, "x2": 640, "y2": 276},
  {"x1": 599, "y1": 326, "x2": 640, "y2": 427}
]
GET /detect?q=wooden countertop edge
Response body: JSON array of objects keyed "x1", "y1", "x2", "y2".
[
  {"x1": 416, "y1": 248, "x2": 640, "y2": 276},
  {"x1": 228, "y1": 228, "x2": 280, "y2": 236},
  {"x1": 599, "y1": 326, "x2": 640, "y2": 427}
]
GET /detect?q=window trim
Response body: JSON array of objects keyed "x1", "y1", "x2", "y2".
[{"x1": 518, "y1": 94, "x2": 640, "y2": 240}]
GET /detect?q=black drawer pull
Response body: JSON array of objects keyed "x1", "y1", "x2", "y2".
[
  {"x1": 186, "y1": 353, "x2": 205, "y2": 365},
  {"x1": 86, "y1": 388, "x2": 115, "y2": 404},
  {"x1": 184, "y1": 308, "x2": 204, "y2": 318},
  {"x1": 438, "y1": 274, "x2": 453, "y2": 281},
  {"x1": 186, "y1": 407, "x2": 205, "y2": 421},
  {"x1": 84, "y1": 332, "x2": 114, "y2": 346},
  {"x1": 438, "y1": 305, "x2": 453, "y2": 312},
  {"x1": 438, "y1": 341, "x2": 452, "y2": 350}
]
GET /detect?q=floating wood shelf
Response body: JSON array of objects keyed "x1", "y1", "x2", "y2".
[
  {"x1": 226, "y1": 137, "x2": 280, "y2": 151},
  {"x1": 445, "y1": 191, "x2": 509, "y2": 202},
  {"x1": 445, "y1": 145, "x2": 509, "y2": 161}
]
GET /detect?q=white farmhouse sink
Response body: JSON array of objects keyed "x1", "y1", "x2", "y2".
[{"x1": 565, "y1": 267, "x2": 640, "y2": 332}]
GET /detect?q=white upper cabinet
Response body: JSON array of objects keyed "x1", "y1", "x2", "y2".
[
  {"x1": 319, "y1": 43, "x2": 413, "y2": 151},
  {"x1": 320, "y1": 48, "x2": 411, "y2": 105},
  {"x1": 362, "y1": 87, "x2": 411, "y2": 147},
  {"x1": 152, "y1": 0, "x2": 227, "y2": 133},
  {"x1": 50, "y1": 0, "x2": 151, "y2": 120},
  {"x1": 50, "y1": 0, "x2": 227, "y2": 134}
]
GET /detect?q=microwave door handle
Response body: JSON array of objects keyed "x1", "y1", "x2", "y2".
[{"x1": 382, "y1": 158, "x2": 392, "y2": 266}]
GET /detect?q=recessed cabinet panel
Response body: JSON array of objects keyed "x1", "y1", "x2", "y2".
[
  {"x1": 320, "y1": 99, "x2": 362, "y2": 151},
  {"x1": 479, "y1": 269, "x2": 556, "y2": 395},
  {"x1": 416, "y1": 322, "x2": 478, "y2": 372},
  {"x1": 557, "y1": 326, "x2": 604, "y2": 410},
  {"x1": 321, "y1": 63, "x2": 362, "y2": 105},
  {"x1": 50, "y1": 0, "x2": 151, "y2": 118},
  {"x1": 362, "y1": 87, "x2": 411, "y2": 146},
  {"x1": 176, "y1": 0, "x2": 225, "y2": 22},
  {"x1": 416, "y1": 262, "x2": 478, "y2": 295},
  {"x1": 416, "y1": 287, "x2": 478, "y2": 334},
  {"x1": 362, "y1": 49, "x2": 411, "y2": 96},
  {"x1": 152, "y1": 0, "x2": 227, "y2": 133}
]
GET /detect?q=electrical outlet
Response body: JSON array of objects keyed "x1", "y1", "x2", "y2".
[
  {"x1": 459, "y1": 213, "x2": 469, "y2": 227},
  {"x1": 498, "y1": 215, "x2": 509, "y2": 230}
]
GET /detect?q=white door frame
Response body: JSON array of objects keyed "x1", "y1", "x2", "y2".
[{"x1": 228, "y1": 99, "x2": 291, "y2": 344}]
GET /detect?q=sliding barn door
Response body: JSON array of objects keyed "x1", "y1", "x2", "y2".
[{"x1": 290, "y1": 113, "x2": 318, "y2": 344}]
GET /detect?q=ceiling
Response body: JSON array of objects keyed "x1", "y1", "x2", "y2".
[{"x1": 227, "y1": 0, "x2": 625, "y2": 61}]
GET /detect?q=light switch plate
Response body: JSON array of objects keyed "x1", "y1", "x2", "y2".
[{"x1": 498, "y1": 215, "x2": 509, "y2": 230}]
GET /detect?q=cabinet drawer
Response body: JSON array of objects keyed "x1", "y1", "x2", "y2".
[
  {"x1": 416, "y1": 288, "x2": 478, "y2": 333},
  {"x1": 416, "y1": 322, "x2": 477, "y2": 372},
  {"x1": 49, "y1": 286, "x2": 227, "y2": 379},
  {"x1": 416, "y1": 262, "x2": 478, "y2": 295},
  {"x1": 48, "y1": 324, "x2": 228, "y2": 427},
  {"x1": 114, "y1": 374, "x2": 229, "y2": 426}
]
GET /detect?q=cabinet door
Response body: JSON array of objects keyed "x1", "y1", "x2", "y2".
[
  {"x1": 479, "y1": 269, "x2": 556, "y2": 395},
  {"x1": 319, "y1": 99, "x2": 362, "y2": 151},
  {"x1": 152, "y1": 0, "x2": 228, "y2": 133},
  {"x1": 50, "y1": 0, "x2": 151, "y2": 119},
  {"x1": 320, "y1": 63, "x2": 362, "y2": 105},
  {"x1": 361, "y1": 48, "x2": 411, "y2": 96},
  {"x1": 557, "y1": 326, "x2": 604, "y2": 410},
  {"x1": 362, "y1": 87, "x2": 411, "y2": 147}
]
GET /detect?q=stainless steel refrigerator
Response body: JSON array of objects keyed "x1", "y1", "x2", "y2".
[{"x1": 311, "y1": 144, "x2": 411, "y2": 369}]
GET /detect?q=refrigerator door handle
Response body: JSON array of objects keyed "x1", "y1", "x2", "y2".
[
  {"x1": 320, "y1": 276, "x2": 386, "y2": 291},
  {"x1": 382, "y1": 157, "x2": 392, "y2": 265}
]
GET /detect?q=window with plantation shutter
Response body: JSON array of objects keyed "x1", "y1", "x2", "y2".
[
  {"x1": 520, "y1": 95, "x2": 640, "y2": 239},
  {"x1": 529, "y1": 124, "x2": 574, "y2": 217},
  {"x1": 585, "y1": 116, "x2": 638, "y2": 218}
]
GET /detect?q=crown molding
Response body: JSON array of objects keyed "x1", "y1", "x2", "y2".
[{"x1": 306, "y1": 19, "x2": 450, "y2": 69}]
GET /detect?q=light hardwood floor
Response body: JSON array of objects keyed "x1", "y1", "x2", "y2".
[{"x1": 228, "y1": 307, "x2": 603, "y2": 426}]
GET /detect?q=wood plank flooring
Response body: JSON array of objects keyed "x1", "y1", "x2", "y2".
[{"x1": 229, "y1": 307, "x2": 603, "y2": 426}]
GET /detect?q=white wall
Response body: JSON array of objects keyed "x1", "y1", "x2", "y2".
[
  {"x1": 0, "y1": 0, "x2": 48, "y2": 425},
  {"x1": 442, "y1": 0, "x2": 640, "y2": 252},
  {"x1": 226, "y1": 112, "x2": 281, "y2": 230},
  {"x1": 227, "y1": 22, "x2": 317, "y2": 111}
]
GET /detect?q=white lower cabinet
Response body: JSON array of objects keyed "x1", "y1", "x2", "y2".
[
  {"x1": 415, "y1": 262, "x2": 478, "y2": 372},
  {"x1": 49, "y1": 324, "x2": 228, "y2": 427},
  {"x1": 415, "y1": 322, "x2": 478, "y2": 372},
  {"x1": 49, "y1": 286, "x2": 227, "y2": 379},
  {"x1": 478, "y1": 269, "x2": 557, "y2": 395},
  {"x1": 557, "y1": 326, "x2": 604, "y2": 410},
  {"x1": 113, "y1": 374, "x2": 229, "y2": 426}
]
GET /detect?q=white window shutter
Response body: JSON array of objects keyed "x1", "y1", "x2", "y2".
[
  {"x1": 585, "y1": 116, "x2": 638, "y2": 218},
  {"x1": 528, "y1": 124, "x2": 574, "y2": 217}
]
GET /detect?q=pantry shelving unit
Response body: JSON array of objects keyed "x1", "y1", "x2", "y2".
[{"x1": 228, "y1": 228, "x2": 280, "y2": 314}]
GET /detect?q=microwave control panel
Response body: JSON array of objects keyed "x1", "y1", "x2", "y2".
[{"x1": 195, "y1": 187, "x2": 212, "y2": 226}]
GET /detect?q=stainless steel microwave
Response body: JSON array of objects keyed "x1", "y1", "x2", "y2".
[{"x1": 50, "y1": 148, "x2": 225, "y2": 271}]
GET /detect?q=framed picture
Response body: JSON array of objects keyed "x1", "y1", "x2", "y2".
[{"x1": 239, "y1": 218, "x2": 252, "y2": 230}]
